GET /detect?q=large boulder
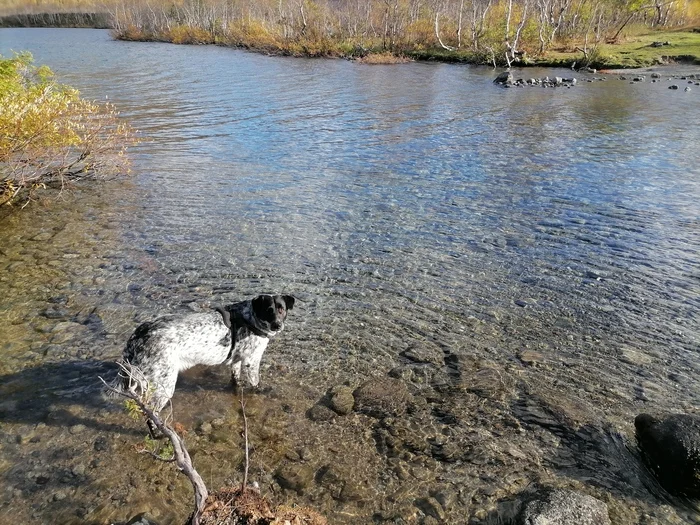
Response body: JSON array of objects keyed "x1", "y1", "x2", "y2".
[
  {"x1": 635, "y1": 413, "x2": 700, "y2": 497},
  {"x1": 518, "y1": 489, "x2": 611, "y2": 525},
  {"x1": 494, "y1": 71, "x2": 514, "y2": 85}
]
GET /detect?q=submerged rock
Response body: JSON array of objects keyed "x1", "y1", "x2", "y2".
[
  {"x1": 327, "y1": 385, "x2": 355, "y2": 415},
  {"x1": 306, "y1": 404, "x2": 336, "y2": 422},
  {"x1": 635, "y1": 413, "x2": 700, "y2": 497},
  {"x1": 126, "y1": 514, "x2": 159, "y2": 525},
  {"x1": 353, "y1": 378, "x2": 412, "y2": 418},
  {"x1": 275, "y1": 463, "x2": 316, "y2": 494},
  {"x1": 518, "y1": 488, "x2": 611, "y2": 525}
]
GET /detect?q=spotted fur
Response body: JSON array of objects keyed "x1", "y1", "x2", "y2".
[{"x1": 108, "y1": 294, "x2": 294, "y2": 417}]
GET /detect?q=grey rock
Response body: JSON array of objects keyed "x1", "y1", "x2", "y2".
[
  {"x1": 635, "y1": 413, "x2": 700, "y2": 497},
  {"x1": 274, "y1": 463, "x2": 316, "y2": 494},
  {"x1": 41, "y1": 307, "x2": 69, "y2": 319},
  {"x1": 69, "y1": 424, "x2": 86, "y2": 435},
  {"x1": 400, "y1": 346, "x2": 443, "y2": 365},
  {"x1": 126, "y1": 514, "x2": 159, "y2": 525},
  {"x1": 620, "y1": 346, "x2": 652, "y2": 366},
  {"x1": 519, "y1": 489, "x2": 611, "y2": 525},
  {"x1": 328, "y1": 386, "x2": 355, "y2": 415},
  {"x1": 669, "y1": 85, "x2": 679, "y2": 89},
  {"x1": 339, "y1": 479, "x2": 369, "y2": 502},
  {"x1": 416, "y1": 496, "x2": 446, "y2": 521},
  {"x1": 31, "y1": 232, "x2": 54, "y2": 242},
  {"x1": 93, "y1": 437, "x2": 108, "y2": 452},
  {"x1": 306, "y1": 404, "x2": 336, "y2": 422},
  {"x1": 353, "y1": 378, "x2": 412, "y2": 418},
  {"x1": 518, "y1": 349, "x2": 545, "y2": 366},
  {"x1": 651, "y1": 72, "x2": 661, "y2": 78},
  {"x1": 494, "y1": 71, "x2": 514, "y2": 85}
]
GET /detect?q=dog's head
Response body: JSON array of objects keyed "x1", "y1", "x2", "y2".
[{"x1": 251, "y1": 294, "x2": 295, "y2": 335}]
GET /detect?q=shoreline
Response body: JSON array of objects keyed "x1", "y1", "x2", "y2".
[
  {"x1": 1, "y1": 18, "x2": 699, "y2": 69},
  {"x1": 113, "y1": 32, "x2": 700, "y2": 70}
]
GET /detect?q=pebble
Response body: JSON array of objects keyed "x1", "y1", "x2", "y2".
[
  {"x1": 518, "y1": 349, "x2": 545, "y2": 366},
  {"x1": 93, "y1": 437, "x2": 108, "y2": 451},
  {"x1": 620, "y1": 347, "x2": 652, "y2": 365},
  {"x1": 69, "y1": 424, "x2": 86, "y2": 435}
]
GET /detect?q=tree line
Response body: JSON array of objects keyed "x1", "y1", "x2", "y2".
[{"x1": 107, "y1": 0, "x2": 699, "y2": 65}]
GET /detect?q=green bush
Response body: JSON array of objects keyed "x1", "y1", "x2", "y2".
[{"x1": 0, "y1": 52, "x2": 135, "y2": 207}]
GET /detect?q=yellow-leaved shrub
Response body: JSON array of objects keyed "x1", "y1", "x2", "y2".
[{"x1": 0, "y1": 52, "x2": 135, "y2": 207}]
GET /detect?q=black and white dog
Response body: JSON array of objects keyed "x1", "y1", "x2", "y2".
[{"x1": 109, "y1": 294, "x2": 294, "y2": 421}]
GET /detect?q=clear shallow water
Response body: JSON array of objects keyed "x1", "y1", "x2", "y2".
[{"x1": 0, "y1": 28, "x2": 699, "y2": 524}]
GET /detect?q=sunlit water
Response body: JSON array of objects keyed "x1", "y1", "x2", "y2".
[{"x1": 0, "y1": 28, "x2": 699, "y2": 524}]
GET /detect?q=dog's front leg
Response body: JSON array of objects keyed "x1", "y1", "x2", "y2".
[
  {"x1": 231, "y1": 360, "x2": 242, "y2": 394},
  {"x1": 244, "y1": 345, "x2": 266, "y2": 388}
]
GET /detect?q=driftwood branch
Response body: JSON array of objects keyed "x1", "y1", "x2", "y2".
[{"x1": 99, "y1": 368, "x2": 209, "y2": 525}]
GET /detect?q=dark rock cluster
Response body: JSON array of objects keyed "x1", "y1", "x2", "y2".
[
  {"x1": 494, "y1": 71, "x2": 578, "y2": 88},
  {"x1": 635, "y1": 413, "x2": 700, "y2": 498}
]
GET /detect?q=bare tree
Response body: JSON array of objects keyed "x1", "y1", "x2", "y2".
[{"x1": 504, "y1": 0, "x2": 529, "y2": 66}]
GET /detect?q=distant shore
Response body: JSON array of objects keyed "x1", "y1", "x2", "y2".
[
  {"x1": 1, "y1": 14, "x2": 699, "y2": 69},
  {"x1": 0, "y1": 12, "x2": 110, "y2": 29}
]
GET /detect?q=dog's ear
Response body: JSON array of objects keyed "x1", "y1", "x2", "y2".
[{"x1": 282, "y1": 295, "x2": 295, "y2": 310}]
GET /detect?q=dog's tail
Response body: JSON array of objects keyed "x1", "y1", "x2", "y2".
[{"x1": 101, "y1": 360, "x2": 131, "y2": 402}]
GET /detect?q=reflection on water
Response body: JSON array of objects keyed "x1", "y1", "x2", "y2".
[{"x1": 0, "y1": 28, "x2": 699, "y2": 524}]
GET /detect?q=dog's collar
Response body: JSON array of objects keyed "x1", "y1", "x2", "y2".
[{"x1": 215, "y1": 306, "x2": 268, "y2": 338}]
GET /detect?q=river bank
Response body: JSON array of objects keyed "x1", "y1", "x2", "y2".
[
  {"x1": 1, "y1": 10, "x2": 698, "y2": 68},
  {"x1": 112, "y1": 26, "x2": 700, "y2": 69}
]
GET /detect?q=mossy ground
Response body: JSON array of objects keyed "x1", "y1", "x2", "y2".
[{"x1": 540, "y1": 29, "x2": 700, "y2": 68}]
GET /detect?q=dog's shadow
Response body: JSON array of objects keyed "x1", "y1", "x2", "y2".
[
  {"x1": 0, "y1": 359, "x2": 244, "y2": 434},
  {"x1": 0, "y1": 359, "x2": 145, "y2": 435}
]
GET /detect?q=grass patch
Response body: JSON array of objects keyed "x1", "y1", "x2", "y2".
[{"x1": 542, "y1": 29, "x2": 700, "y2": 68}]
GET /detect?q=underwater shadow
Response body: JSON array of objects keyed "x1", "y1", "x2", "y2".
[
  {"x1": 510, "y1": 392, "x2": 699, "y2": 516},
  {"x1": 0, "y1": 358, "x2": 143, "y2": 436}
]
